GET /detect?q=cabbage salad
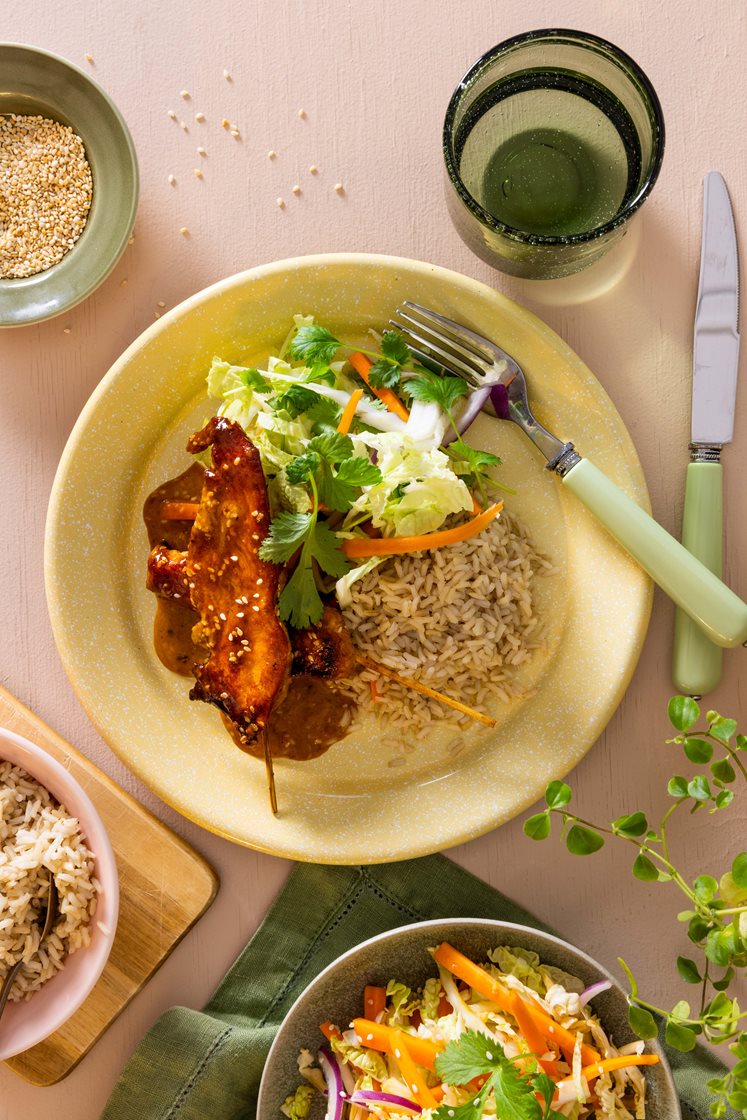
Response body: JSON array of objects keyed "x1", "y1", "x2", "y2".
[
  {"x1": 205, "y1": 316, "x2": 508, "y2": 630},
  {"x1": 282, "y1": 943, "x2": 659, "y2": 1120}
]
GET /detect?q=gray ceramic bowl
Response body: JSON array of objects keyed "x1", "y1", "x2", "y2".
[
  {"x1": 258, "y1": 919, "x2": 680, "y2": 1120},
  {"x1": 0, "y1": 43, "x2": 139, "y2": 327}
]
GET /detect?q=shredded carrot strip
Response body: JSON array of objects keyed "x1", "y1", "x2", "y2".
[
  {"x1": 581, "y1": 1054, "x2": 659, "y2": 1083},
  {"x1": 394, "y1": 1031, "x2": 438, "y2": 1109},
  {"x1": 320, "y1": 1021, "x2": 342, "y2": 1041},
  {"x1": 338, "y1": 388, "x2": 365, "y2": 435},
  {"x1": 343, "y1": 502, "x2": 502, "y2": 559},
  {"x1": 433, "y1": 944, "x2": 599, "y2": 1067},
  {"x1": 357, "y1": 656, "x2": 495, "y2": 728},
  {"x1": 161, "y1": 501, "x2": 199, "y2": 520},
  {"x1": 369, "y1": 680, "x2": 380, "y2": 703},
  {"x1": 349, "y1": 352, "x2": 410, "y2": 422},
  {"x1": 364, "y1": 985, "x2": 387, "y2": 1018},
  {"x1": 352, "y1": 1018, "x2": 441, "y2": 1071}
]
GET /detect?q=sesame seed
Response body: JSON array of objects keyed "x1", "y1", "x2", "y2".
[
  {"x1": 298, "y1": 108, "x2": 306, "y2": 119},
  {"x1": 233, "y1": 456, "x2": 241, "y2": 465},
  {"x1": 309, "y1": 165, "x2": 318, "y2": 174},
  {"x1": 120, "y1": 278, "x2": 128, "y2": 287},
  {"x1": 84, "y1": 53, "x2": 94, "y2": 63},
  {"x1": 167, "y1": 109, "x2": 177, "y2": 120},
  {"x1": 154, "y1": 311, "x2": 160, "y2": 319},
  {"x1": 252, "y1": 605, "x2": 260, "y2": 612},
  {"x1": 366, "y1": 1033, "x2": 374, "y2": 1041},
  {"x1": 180, "y1": 226, "x2": 189, "y2": 236},
  {"x1": 157, "y1": 300, "x2": 166, "y2": 307},
  {"x1": 485, "y1": 1051, "x2": 493, "y2": 1060},
  {"x1": 292, "y1": 184, "x2": 301, "y2": 195},
  {"x1": 223, "y1": 69, "x2": 232, "y2": 81},
  {"x1": 230, "y1": 555, "x2": 238, "y2": 562},
  {"x1": 334, "y1": 182, "x2": 344, "y2": 194},
  {"x1": 180, "y1": 89, "x2": 190, "y2": 99},
  {"x1": 230, "y1": 128, "x2": 240, "y2": 138},
  {"x1": 194, "y1": 168, "x2": 203, "y2": 179},
  {"x1": 180, "y1": 121, "x2": 189, "y2": 132},
  {"x1": 276, "y1": 197, "x2": 285, "y2": 209},
  {"x1": 219, "y1": 612, "x2": 227, "y2": 621},
  {"x1": 195, "y1": 112, "x2": 206, "y2": 122},
  {"x1": 128, "y1": 234, "x2": 135, "y2": 244},
  {"x1": 0, "y1": 114, "x2": 93, "y2": 278},
  {"x1": 62, "y1": 327, "x2": 71, "y2": 334},
  {"x1": 197, "y1": 146, "x2": 207, "y2": 157},
  {"x1": 411, "y1": 1085, "x2": 417, "y2": 1095},
  {"x1": 267, "y1": 149, "x2": 276, "y2": 160},
  {"x1": 394, "y1": 1049, "x2": 401, "y2": 1059},
  {"x1": 256, "y1": 579, "x2": 263, "y2": 585},
  {"x1": 222, "y1": 118, "x2": 230, "y2": 129},
  {"x1": 237, "y1": 611, "x2": 244, "y2": 618},
  {"x1": 168, "y1": 174, "x2": 176, "y2": 185}
]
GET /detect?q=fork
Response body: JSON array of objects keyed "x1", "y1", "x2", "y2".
[
  {"x1": 0, "y1": 870, "x2": 58, "y2": 1023},
  {"x1": 391, "y1": 301, "x2": 747, "y2": 649}
]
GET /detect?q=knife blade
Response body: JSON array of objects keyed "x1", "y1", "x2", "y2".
[{"x1": 672, "y1": 171, "x2": 741, "y2": 697}]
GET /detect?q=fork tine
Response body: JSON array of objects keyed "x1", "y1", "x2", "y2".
[
  {"x1": 401, "y1": 301, "x2": 499, "y2": 366},
  {"x1": 389, "y1": 317, "x2": 484, "y2": 386},
  {"x1": 393, "y1": 309, "x2": 491, "y2": 376}
]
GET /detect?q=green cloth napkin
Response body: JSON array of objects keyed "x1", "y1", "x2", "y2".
[{"x1": 101, "y1": 856, "x2": 732, "y2": 1120}]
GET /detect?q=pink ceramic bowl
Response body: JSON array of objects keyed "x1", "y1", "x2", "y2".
[{"x1": 0, "y1": 726, "x2": 119, "y2": 1059}]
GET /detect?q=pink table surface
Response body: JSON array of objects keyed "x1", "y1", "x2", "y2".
[{"x1": 2, "y1": 1, "x2": 747, "y2": 1116}]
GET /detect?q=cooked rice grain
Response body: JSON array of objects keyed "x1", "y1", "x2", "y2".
[
  {"x1": 0, "y1": 762, "x2": 98, "y2": 1001},
  {"x1": 342, "y1": 512, "x2": 554, "y2": 739}
]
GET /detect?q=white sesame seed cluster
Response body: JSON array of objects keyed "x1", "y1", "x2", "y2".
[{"x1": 0, "y1": 114, "x2": 93, "y2": 279}]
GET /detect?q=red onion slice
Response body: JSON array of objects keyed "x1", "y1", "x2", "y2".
[
  {"x1": 441, "y1": 387, "x2": 491, "y2": 445},
  {"x1": 580, "y1": 980, "x2": 612, "y2": 1005},
  {"x1": 351, "y1": 1090, "x2": 423, "y2": 1114},
  {"x1": 318, "y1": 1046, "x2": 347, "y2": 1120}
]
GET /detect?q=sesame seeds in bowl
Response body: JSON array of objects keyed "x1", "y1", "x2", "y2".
[{"x1": 0, "y1": 43, "x2": 139, "y2": 327}]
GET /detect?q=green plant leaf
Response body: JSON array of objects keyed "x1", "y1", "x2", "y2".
[
  {"x1": 666, "y1": 1019, "x2": 698, "y2": 1051},
  {"x1": 677, "y1": 957, "x2": 702, "y2": 984},
  {"x1": 628, "y1": 1003, "x2": 658, "y2": 1039},
  {"x1": 668, "y1": 775, "x2": 689, "y2": 799},
  {"x1": 711, "y1": 717, "x2": 738, "y2": 744},
  {"x1": 715, "y1": 790, "x2": 735, "y2": 810},
  {"x1": 669, "y1": 695, "x2": 700, "y2": 732},
  {"x1": 633, "y1": 853, "x2": 659, "y2": 881},
  {"x1": 706, "y1": 930, "x2": 733, "y2": 967},
  {"x1": 688, "y1": 915, "x2": 712, "y2": 943},
  {"x1": 720, "y1": 872, "x2": 747, "y2": 907},
  {"x1": 684, "y1": 737, "x2": 714, "y2": 764},
  {"x1": 688, "y1": 776, "x2": 712, "y2": 801},
  {"x1": 732, "y1": 854, "x2": 747, "y2": 889},
  {"x1": 695, "y1": 875, "x2": 719, "y2": 903},
  {"x1": 544, "y1": 781, "x2": 571, "y2": 810},
  {"x1": 612, "y1": 811, "x2": 648, "y2": 838},
  {"x1": 523, "y1": 812, "x2": 551, "y2": 841},
  {"x1": 566, "y1": 824, "x2": 604, "y2": 855},
  {"x1": 711, "y1": 758, "x2": 736, "y2": 783},
  {"x1": 736, "y1": 735, "x2": 747, "y2": 752}
]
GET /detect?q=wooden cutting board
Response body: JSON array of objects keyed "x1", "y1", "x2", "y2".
[{"x1": 0, "y1": 684, "x2": 219, "y2": 1086}]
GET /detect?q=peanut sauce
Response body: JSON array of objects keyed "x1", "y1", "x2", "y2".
[{"x1": 143, "y1": 463, "x2": 354, "y2": 760}]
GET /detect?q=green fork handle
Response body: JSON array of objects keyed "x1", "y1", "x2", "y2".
[
  {"x1": 672, "y1": 462, "x2": 723, "y2": 696},
  {"x1": 562, "y1": 458, "x2": 747, "y2": 648}
]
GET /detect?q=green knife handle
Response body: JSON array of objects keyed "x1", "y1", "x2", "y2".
[
  {"x1": 672, "y1": 462, "x2": 723, "y2": 696},
  {"x1": 561, "y1": 457, "x2": 747, "y2": 648}
]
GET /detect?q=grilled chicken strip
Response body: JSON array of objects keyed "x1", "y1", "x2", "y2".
[
  {"x1": 146, "y1": 545, "x2": 190, "y2": 600},
  {"x1": 290, "y1": 604, "x2": 357, "y2": 679},
  {"x1": 184, "y1": 417, "x2": 292, "y2": 746}
]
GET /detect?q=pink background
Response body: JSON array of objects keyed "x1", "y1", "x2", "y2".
[{"x1": 2, "y1": 1, "x2": 746, "y2": 1115}]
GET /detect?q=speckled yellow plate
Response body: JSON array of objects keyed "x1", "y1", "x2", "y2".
[{"x1": 45, "y1": 254, "x2": 651, "y2": 863}]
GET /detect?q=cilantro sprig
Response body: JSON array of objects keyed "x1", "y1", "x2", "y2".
[
  {"x1": 433, "y1": 1032, "x2": 562, "y2": 1120},
  {"x1": 288, "y1": 325, "x2": 414, "y2": 391},
  {"x1": 259, "y1": 433, "x2": 381, "y2": 628},
  {"x1": 524, "y1": 697, "x2": 747, "y2": 1119}
]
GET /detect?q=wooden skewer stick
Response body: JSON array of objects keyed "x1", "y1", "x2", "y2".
[
  {"x1": 356, "y1": 655, "x2": 496, "y2": 728},
  {"x1": 259, "y1": 731, "x2": 278, "y2": 816}
]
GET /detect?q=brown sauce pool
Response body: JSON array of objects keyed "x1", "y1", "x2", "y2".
[{"x1": 143, "y1": 464, "x2": 355, "y2": 760}]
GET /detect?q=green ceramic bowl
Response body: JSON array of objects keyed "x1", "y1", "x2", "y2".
[
  {"x1": 257, "y1": 919, "x2": 680, "y2": 1120},
  {"x1": 0, "y1": 43, "x2": 139, "y2": 327}
]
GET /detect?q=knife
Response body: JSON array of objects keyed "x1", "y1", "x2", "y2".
[{"x1": 672, "y1": 171, "x2": 741, "y2": 697}]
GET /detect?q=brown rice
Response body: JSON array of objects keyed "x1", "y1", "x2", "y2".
[
  {"x1": 342, "y1": 511, "x2": 554, "y2": 741},
  {"x1": 0, "y1": 761, "x2": 98, "y2": 1001}
]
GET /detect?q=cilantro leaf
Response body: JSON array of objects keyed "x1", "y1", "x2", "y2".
[
  {"x1": 380, "y1": 330, "x2": 412, "y2": 367},
  {"x1": 307, "y1": 431, "x2": 354, "y2": 465},
  {"x1": 306, "y1": 520, "x2": 351, "y2": 577},
  {"x1": 491, "y1": 1061, "x2": 542, "y2": 1120},
  {"x1": 258, "y1": 512, "x2": 312, "y2": 563},
  {"x1": 450, "y1": 439, "x2": 501, "y2": 473},
  {"x1": 289, "y1": 325, "x2": 341, "y2": 366},
  {"x1": 368, "y1": 359, "x2": 402, "y2": 390},
  {"x1": 286, "y1": 452, "x2": 321, "y2": 485},
  {"x1": 317, "y1": 456, "x2": 382, "y2": 512},
  {"x1": 435, "y1": 1031, "x2": 502, "y2": 1084},
  {"x1": 271, "y1": 384, "x2": 322, "y2": 418},
  {"x1": 403, "y1": 368, "x2": 469, "y2": 414},
  {"x1": 241, "y1": 367, "x2": 271, "y2": 392},
  {"x1": 278, "y1": 557, "x2": 325, "y2": 629},
  {"x1": 306, "y1": 396, "x2": 343, "y2": 434}
]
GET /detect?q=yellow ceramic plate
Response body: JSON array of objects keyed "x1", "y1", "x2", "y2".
[{"x1": 45, "y1": 254, "x2": 651, "y2": 863}]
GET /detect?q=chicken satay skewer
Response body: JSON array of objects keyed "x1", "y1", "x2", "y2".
[{"x1": 259, "y1": 731, "x2": 279, "y2": 816}]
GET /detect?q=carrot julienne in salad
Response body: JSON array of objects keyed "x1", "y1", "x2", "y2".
[{"x1": 283, "y1": 943, "x2": 659, "y2": 1120}]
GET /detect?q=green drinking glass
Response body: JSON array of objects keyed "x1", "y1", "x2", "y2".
[{"x1": 443, "y1": 29, "x2": 665, "y2": 279}]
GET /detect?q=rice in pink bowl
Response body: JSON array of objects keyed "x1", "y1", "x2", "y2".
[{"x1": 0, "y1": 760, "x2": 99, "y2": 1001}]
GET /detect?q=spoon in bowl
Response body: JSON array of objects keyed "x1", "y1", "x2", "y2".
[{"x1": 0, "y1": 869, "x2": 59, "y2": 1022}]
